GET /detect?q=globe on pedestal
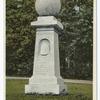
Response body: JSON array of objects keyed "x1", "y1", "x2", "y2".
[{"x1": 35, "y1": 0, "x2": 61, "y2": 16}]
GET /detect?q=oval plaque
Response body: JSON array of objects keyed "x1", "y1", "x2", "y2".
[{"x1": 39, "y1": 39, "x2": 50, "y2": 56}]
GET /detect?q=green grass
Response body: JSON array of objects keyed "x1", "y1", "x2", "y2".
[{"x1": 6, "y1": 79, "x2": 93, "y2": 100}]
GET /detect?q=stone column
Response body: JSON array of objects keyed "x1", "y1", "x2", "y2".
[{"x1": 25, "y1": 0, "x2": 67, "y2": 94}]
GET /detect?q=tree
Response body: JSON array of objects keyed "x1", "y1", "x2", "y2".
[
  {"x1": 59, "y1": 0, "x2": 93, "y2": 80},
  {"x1": 6, "y1": 0, "x2": 37, "y2": 76}
]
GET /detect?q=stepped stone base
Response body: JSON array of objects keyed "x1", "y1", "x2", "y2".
[{"x1": 25, "y1": 76, "x2": 67, "y2": 94}]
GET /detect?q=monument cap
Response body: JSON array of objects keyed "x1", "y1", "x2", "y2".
[{"x1": 35, "y1": 0, "x2": 61, "y2": 16}]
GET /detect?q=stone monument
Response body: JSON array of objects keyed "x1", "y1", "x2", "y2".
[{"x1": 25, "y1": 0, "x2": 67, "y2": 94}]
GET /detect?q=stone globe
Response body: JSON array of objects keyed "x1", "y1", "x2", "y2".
[{"x1": 35, "y1": 0, "x2": 61, "y2": 16}]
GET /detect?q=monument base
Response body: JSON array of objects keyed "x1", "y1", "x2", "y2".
[{"x1": 25, "y1": 76, "x2": 67, "y2": 94}]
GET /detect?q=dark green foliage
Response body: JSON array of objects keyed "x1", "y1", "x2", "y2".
[
  {"x1": 59, "y1": 0, "x2": 93, "y2": 80},
  {"x1": 6, "y1": 0, "x2": 93, "y2": 80},
  {"x1": 6, "y1": 0, "x2": 37, "y2": 76}
]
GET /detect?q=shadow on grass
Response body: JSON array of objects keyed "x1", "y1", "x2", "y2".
[{"x1": 6, "y1": 93, "x2": 92, "y2": 100}]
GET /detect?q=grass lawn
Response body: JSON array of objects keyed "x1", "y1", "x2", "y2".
[{"x1": 6, "y1": 79, "x2": 92, "y2": 100}]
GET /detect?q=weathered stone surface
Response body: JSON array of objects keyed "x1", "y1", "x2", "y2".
[
  {"x1": 25, "y1": 16, "x2": 67, "y2": 94},
  {"x1": 35, "y1": 0, "x2": 61, "y2": 16}
]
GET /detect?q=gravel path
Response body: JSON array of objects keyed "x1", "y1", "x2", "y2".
[{"x1": 6, "y1": 77, "x2": 92, "y2": 84}]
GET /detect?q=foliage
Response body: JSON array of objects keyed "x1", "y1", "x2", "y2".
[
  {"x1": 6, "y1": 79, "x2": 92, "y2": 100},
  {"x1": 6, "y1": 0, "x2": 93, "y2": 80},
  {"x1": 6, "y1": 0, "x2": 37, "y2": 76},
  {"x1": 59, "y1": 0, "x2": 93, "y2": 80}
]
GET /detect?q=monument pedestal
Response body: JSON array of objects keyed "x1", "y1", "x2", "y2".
[{"x1": 25, "y1": 16, "x2": 67, "y2": 94}]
